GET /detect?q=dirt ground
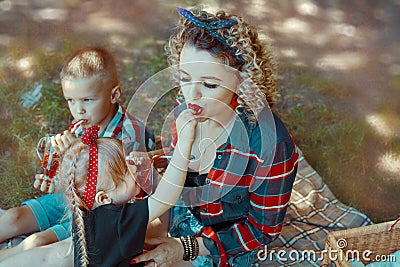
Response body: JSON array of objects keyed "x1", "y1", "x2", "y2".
[{"x1": 0, "y1": 0, "x2": 399, "y2": 220}]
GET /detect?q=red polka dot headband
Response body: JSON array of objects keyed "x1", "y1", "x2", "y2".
[{"x1": 80, "y1": 125, "x2": 100, "y2": 209}]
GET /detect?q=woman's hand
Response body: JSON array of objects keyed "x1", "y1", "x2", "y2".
[
  {"x1": 175, "y1": 108, "x2": 198, "y2": 145},
  {"x1": 131, "y1": 237, "x2": 183, "y2": 267}
]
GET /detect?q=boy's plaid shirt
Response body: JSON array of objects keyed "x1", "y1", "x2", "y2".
[
  {"x1": 169, "y1": 101, "x2": 299, "y2": 267},
  {"x1": 74, "y1": 103, "x2": 154, "y2": 152}
]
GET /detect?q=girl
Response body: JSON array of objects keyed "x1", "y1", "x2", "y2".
[{"x1": 60, "y1": 114, "x2": 196, "y2": 266}]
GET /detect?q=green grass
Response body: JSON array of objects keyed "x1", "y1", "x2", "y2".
[{"x1": 0, "y1": 41, "x2": 83, "y2": 208}]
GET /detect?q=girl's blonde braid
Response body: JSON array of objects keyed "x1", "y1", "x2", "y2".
[
  {"x1": 70, "y1": 178, "x2": 89, "y2": 267},
  {"x1": 63, "y1": 145, "x2": 90, "y2": 267}
]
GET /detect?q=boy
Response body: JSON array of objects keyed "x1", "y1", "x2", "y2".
[{"x1": 0, "y1": 47, "x2": 154, "y2": 260}]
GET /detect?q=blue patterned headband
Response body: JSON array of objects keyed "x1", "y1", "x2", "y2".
[{"x1": 176, "y1": 7, "x2": 242, "y2": 62}]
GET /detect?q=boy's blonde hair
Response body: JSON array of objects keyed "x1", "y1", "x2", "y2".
[
  {"x1": 60, "y1": 137, "x2": 127, "y2": 267},
  {"x1": 166, "y1": 7, "x2": 277, "y2": 123},
  {"x1": 60, "y1": 47, "x2": 119, "y2": 89}
]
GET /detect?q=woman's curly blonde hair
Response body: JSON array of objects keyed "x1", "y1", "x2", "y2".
[
  {"x1": 59, "y1": 137, "x2": 127, "y2": 267},
  {"x1": 166, "y1": 6, "x2": 277, "y2": 123}
]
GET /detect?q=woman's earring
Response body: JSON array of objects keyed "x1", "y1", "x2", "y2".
[{"x1": 230, "y1": 94, "x2": 239, "y2": 108}]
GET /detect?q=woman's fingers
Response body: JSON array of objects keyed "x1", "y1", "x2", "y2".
[
  {"x1": 131, "y1": 237, "x2": 182, "y2": 266},
  {"x1": 144, "y1": 237, "x2": 164, "y2": 246},
  {"x1": 176, "y1": 108, "x2": 198, "y2": 142},
  {"x1": 158, "y1": 262, "x2": 173, "y2": 267},
  {"x1": 131, "y1": 249, "x2": 158, "y2": 265},
  {"x1": 143, "y1": 261, "x2": 157, "y2": 267}
]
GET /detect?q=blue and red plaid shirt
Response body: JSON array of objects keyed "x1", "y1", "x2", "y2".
[
  {"x1": 169, "y1": 102, "x2": 299, "y2": 266},
  {"x1": 74, "y1": 104, "x2": 154, "y2": 152}
]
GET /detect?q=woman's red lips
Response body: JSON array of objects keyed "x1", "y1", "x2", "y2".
[{"x1": 188, "y1": 103, "x2": 203, "y2": 115}]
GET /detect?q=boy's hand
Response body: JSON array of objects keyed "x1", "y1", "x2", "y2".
[
  {"x1": 33, "y1": 174, "x2": 58, "y2": 193},
  {"x1": 50, "y1": 130, "x2": 76, "y2": 154}
]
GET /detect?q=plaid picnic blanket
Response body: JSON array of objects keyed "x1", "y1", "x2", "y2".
[{"x1": 255, "y1": 149, "x2": 372, "y2": 266}]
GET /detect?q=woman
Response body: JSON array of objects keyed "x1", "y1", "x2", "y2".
[{"x1": 132, "y1": 7, "x2": 299, "y2": 267}]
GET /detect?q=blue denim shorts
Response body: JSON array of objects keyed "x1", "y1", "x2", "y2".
[{"x1": 22, "y1": 192, "x2": 71, "y2": 241}]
